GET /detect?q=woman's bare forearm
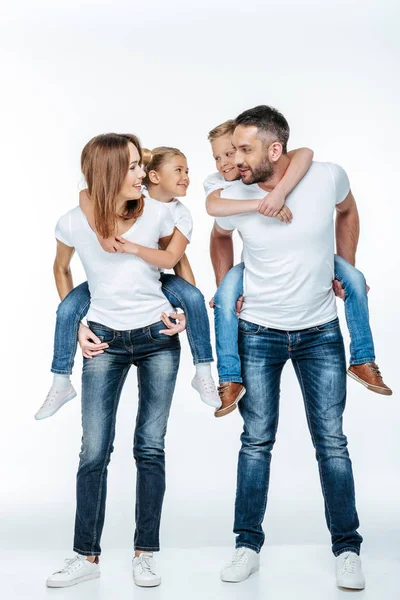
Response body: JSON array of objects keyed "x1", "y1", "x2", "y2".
[{"x1": 53, "y1": 264, "x2": 74, "y2": 301}]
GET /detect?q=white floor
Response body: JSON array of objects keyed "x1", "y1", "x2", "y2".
[{"x1": 2, "y1": 545, "x2": 398, "y2": 600}]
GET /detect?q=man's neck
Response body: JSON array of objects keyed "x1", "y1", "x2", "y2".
[{"x1": 256, "y1": 155, "x2": 291, "y2": 192}]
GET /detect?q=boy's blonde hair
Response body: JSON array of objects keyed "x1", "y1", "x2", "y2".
[{"x1": 207, "y1": 120, "x2": 235, "y2": 142}]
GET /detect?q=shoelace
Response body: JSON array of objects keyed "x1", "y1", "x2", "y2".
[
  {"x1": 369, "y1": 363, "x2": 382, "y2": 378},
  {"x1": 39, "y1": 389, "x2": 59, "y2": 410},
  {"x1": 137, "y1": 554, "x2": 156, "y2": 575},
  {"x1": 198, "y1": 377, "x2": 218, "y2": 395},
  {"x1": 231, "y1": 549, "x2": 249, "y2": 567},
  {"x1": 218, "y1": 383, "x2": 230, "y2": 399},
  {"x1": 56, "y1": 556, "x2": 84, "y2": 574},
  {"x1": 340, "y1": 554, "x2": 358, "y2": 575}
]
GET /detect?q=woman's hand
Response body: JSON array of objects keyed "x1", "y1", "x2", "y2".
[
  {"x1": 158, "y1": 312, "x2": 187, "y2": 335},
  {"x1": 78, "y1": 323, "x2": 109, "y2": 358}
]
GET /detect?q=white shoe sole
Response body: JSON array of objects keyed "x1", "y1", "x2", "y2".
[
  {"x1": 221, "y1": 564, "x2": 259, "y2": 583},
  {"x1": 35, "y1": 390, "x2": 77, "y2": 420},
  {"x1": 191, "y1": 380, "x2": 222, "y2": 409},
  {"x1": 134, "y1": 577, "x2": 161, "y2": 587},
  {"x1": 336, "y1": 578, "x2": 365, "y2": 590},
  {"x1": 46, "y1": 572, "x2": 100, "y2": 588},
  {"x1": 346, "y1": 369, "x2": 392, "y2": 395}
]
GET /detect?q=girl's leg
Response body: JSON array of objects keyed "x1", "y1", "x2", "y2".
[
  {"x1": 35, "y1": 282, "x2": 91, "y2": 420},
  {"x1": 51, "y1": 282, "x2": 91, "y2": 374},
  {"x1": 334, "y1": 255, "x2": 392, "y2": 395},
  {"x1": 213, "y1": 263, "x2": 244, "y2": 384},
  {"x1": 160, "y1": 274, "x2": 220, "y2": 409}
]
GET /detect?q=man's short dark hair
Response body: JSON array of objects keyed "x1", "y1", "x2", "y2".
[{"x1": 235, "y1": 105, "x2": 290, "y2": 154}]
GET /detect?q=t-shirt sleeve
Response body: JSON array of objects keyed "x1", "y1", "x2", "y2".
[
  {"x1": 175, "y1": 206, "x2": 193, "y2": 243},
  {"x1": 55, "y1": 212, "x2": 74, "y2": 247},
  {"x1": 327, "y1": 163, "x2": 350, "y2": 205},
  {"x1": 158, "y1": 203, "x2": 175, "y2": 239},
  {"x1": 203, "y1": 172, "x2": 227, "y2": 196},
  {"x1": 215, "y1": 215, "x2": 235, "y2": 231}
]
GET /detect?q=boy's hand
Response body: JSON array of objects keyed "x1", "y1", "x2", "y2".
[
  {"x1": 78, "y1": 323, "x2": 109, "y2": 359},
  {"x1": 258, "y1": 188, "x2": 286, "y2": 217},
  {"x1": 159, "y1": 312, "x2": 187, "y2": 335}
]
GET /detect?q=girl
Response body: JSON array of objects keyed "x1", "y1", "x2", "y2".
[
  {"x1": 46, "y1": 133, "x2": 184, "y2": 588},
  {"x1": 35, "y1": 147, "x2": 221, "y2": 421}
]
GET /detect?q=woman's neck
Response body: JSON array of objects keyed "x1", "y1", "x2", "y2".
[{"x1": 147, "y1": 185, "x2": 174, "y2": 203}]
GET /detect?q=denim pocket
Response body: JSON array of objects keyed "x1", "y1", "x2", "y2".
[
  {"x1": 147, "y1": 321, "x2": 179, "y2": 344},
  {"x1": 315, "y1": 318, "x2": 340, "y2": 332},
  {"x1": 238, "y1": 319, "x2": 261, "y2": 335},
  {"x1": 87, "y1": 322, "x2": 116, "y2": 344}
]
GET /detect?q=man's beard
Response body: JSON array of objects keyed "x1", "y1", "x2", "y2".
[{"x1": 244, "y1": 156, "x2": 274, "y2": 185}]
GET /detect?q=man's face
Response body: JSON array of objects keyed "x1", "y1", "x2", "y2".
[
  {"x1": 232, "y1": 125, "x2": 275, "y2": 185},
  {"x1": 211, "y1": 134, "x2": 241, "y2": 181}
]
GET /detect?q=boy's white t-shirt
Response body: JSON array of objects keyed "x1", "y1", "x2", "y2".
[
  {"x1": 55, "y1": 197, "x2": 175, "y2": 330},
  {"x1": 215, "y1": 162, "x2": 350, "y2": 331},
  {"x1": 203, "y1": 172, "x2": 236, "y2": 197}
]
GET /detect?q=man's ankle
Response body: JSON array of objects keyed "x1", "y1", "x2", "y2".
[{"x1": 86, "y1": 556, "x2": 99, "y2": 564}]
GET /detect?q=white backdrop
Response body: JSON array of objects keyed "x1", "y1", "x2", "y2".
[{"x1": 1, "y1": 0, "x2": 399, "y2": 557}]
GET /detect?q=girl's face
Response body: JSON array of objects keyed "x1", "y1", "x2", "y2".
[
  {"x1": 211, "y1": 134, "x2": 240, "y2": 181},
  {"x1": 119, "y1": 142, "x2": 146, "y2": 201},
  {"x1": 152, "y1": 155, "x2": 190, "y2": 198}
]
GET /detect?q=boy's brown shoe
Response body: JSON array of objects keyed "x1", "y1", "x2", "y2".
[
  {"x1": 214, "y1": 383, "x2": 246, "y2": 418},
  {"x1": 347, "y1": 363, "x2": 392, "y2": 396}
]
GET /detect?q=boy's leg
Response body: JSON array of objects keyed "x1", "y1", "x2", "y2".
[
  {"x1": 334, "y1": 255, "x2": 391, "y2": 395},
  {"x1": 51, "y1": 282, "x2": 91, "y2": 374}
]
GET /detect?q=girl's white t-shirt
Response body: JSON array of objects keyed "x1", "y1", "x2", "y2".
[
  {"x1": 143, "y1": 189, "x2": 193, "y2": 242},
  {"x1": 55, "y1": 197, "x2": 175, "y2": 330}
]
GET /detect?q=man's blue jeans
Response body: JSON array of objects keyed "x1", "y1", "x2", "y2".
[
  {"x1": 51, "y1": 274, "x2": 213, "y2": 375},
  {"x1": 213, "y1": 256, "x2": 375, "y2": 384},
  {"x1": 73, "y1": 320, "x2": 180, "y2": 556},
  {"x1": 234, "y1": 317, "x2": 363, "y2": 557}
]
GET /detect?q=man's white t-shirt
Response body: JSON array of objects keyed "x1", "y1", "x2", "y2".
[
  {"x1": 55, "y1": 197, "x2": 175, "y2": 330},
  {"x1": 215, "y1": 162, "x2": 350, "y2": 331}
]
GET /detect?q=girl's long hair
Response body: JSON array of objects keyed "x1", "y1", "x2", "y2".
[{"x1": 81, "y1": 133, "x2": 144, "y2": 239}]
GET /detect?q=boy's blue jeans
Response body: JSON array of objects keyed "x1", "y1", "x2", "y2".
[
  {"x1": 213, "y1": 256, "x2": 375, "y2": 384},
  {"x1": 73, "y1": 320, "x2": 180, "y2": 555},
  {"x1": 51, "y1": 274, "x2": 213, "y2": 375},
  {"x1": 234, "y1": 317, "x2": 362, "y2": 556}
]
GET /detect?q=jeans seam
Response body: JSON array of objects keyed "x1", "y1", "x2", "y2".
[
  {"x1": 219, "y1": 376, "x2": 243, "y2": 383},
  {"x1": 293, "y1": 359, "x2": 334, "y2": 537},
  {"x1": 89, "y1": 365, "x2": 129, "y2": 555},
  {"x1": 73, "y1": 547, "x2": 101, "y2": 557},
  {"x1": 134, "y1": 546, "x2": 160, "y2": 551},
  {"x1": 235, "y1": 542, "x2": 260, "y2": 553},
  {"x1": 349, "y1": 357, "x2": 375, "y2": 366},
  {"x1": 334, "y1": 547, "x2": 360, "y2": 557}
]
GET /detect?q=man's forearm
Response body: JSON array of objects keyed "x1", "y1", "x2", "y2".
[
  {"x1": 335, "y1": 207, "x2": 360, "y2": 266},
  {"x1": 210, "y1": 229, "x2": 234, "y2": 287}
]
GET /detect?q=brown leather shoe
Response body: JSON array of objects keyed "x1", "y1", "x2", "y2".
[
  {"x1": 347, "y1": 363, "x2": 392, "y2": 396},
  {"x1": 214, "y1": 383, "x2": 246, "y2": 418}
]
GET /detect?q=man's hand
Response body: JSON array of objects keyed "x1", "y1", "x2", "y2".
[
  {"x1": 258, "y1": 188, "x2": 286, "y2": 217},
  {"x1": 236, "y1": 295, "x2": 244, "y2": 316},
  {"x1": 332, "y1": 278, "x2": 370, "y2": 300},
  {"x1": 159, "y1": 312, "x2": 187, "y2": 336},
  {"x1": 78, "y1": 323, "x2": 109, "y2": 359}
]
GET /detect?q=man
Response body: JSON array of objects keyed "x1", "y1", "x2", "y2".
[{"x1": 210, "y1": 105, "x2": 365, "y2": 590}]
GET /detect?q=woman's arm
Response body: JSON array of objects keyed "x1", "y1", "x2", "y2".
[
  {"x1": 114, "y1": 228, "x2": 188, "y2": 270},
  {"x1": 206, "y1": 190, "x2": 260, "y2": 217},
  {"x1": 53, "y1": 240, "x2": 75, "y2": 300}
]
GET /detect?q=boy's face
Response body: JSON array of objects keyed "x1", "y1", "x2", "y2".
[{"x1": 211, "y1": 134, "x2": 241, "y2": 181}]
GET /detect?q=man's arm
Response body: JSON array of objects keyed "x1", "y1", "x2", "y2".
[
  {"x1": 335, "y1": 190, "x2": 360, "y2": 266},
  {"x1": 210, "y1": 222, "x2": 234, "y2": 287}
]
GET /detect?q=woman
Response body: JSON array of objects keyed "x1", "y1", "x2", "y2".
[{"x1": 46, "y1": 133, "x2": 184, "y2": 588}]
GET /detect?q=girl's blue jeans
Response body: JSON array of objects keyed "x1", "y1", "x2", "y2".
[
  {"x1": 213, "y1": 256, "x2": 375, "y2": 384},
  {"x1": 51, "y1": 274, "x2": 214, "y2": 375}
]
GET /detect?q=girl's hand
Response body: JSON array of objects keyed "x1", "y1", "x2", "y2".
[
  {"x1": 258, "y1": 188, "x2": 286, "y2": 217},
  {"x1": 78, "y1": 323, "x2": 109, "y2": 359},
  {"x1": 114, "y1": 237, "x2": 140, "y2": 255},
  {"x1": 97, "y1": 235, "x2": 120, "y2": 253},
  {"x1": 159, "y1": 312, "x2": 187, "y2": 335}
]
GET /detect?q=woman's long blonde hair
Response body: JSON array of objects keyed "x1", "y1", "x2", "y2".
[{"x1": 81, "y1": 133, "x2": 144, "y2": 239}]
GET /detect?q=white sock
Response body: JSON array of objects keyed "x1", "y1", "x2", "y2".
[
  {"x1": 52, "y1": 374, "x2": 71, "y2": 390},
  {"x1": 195, "y1": 363, "x2": 212, "y2": 378}
]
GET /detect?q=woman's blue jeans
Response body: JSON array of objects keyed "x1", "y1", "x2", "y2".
[
  {"x1": 73, "y1": 320, "x2": 180, "y2": 556},
  {"x1": 51, "y1": 274, "x2": 213, "y2": 375},
  {"x1": 234, "y1": 317, "x2": 363, "y2": 556},
  {"x1": 213, "y1": 256, "x2": 375, "y2": 384}
]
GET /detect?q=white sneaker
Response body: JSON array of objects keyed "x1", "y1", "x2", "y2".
[
  {"x1": 46, "y1": 555, "x2": 100, "y2": 588},
  {"x1": 133, "y1": 553, "x2": 161, "y2": 587},
  {"x1": 191, "y1": 375, "x2": 222, "y2": 409},
  {"x1": 335, "y1": 551, "x2": 365, "y2": 590},
  {"x1": 35, "y1": 383, "x2": 77, "y2": 420},
  {"x1": 220, "y1": 547, "x2": 260, "y2": 583}
]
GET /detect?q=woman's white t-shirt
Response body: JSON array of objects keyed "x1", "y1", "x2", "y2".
[{"x1": 55, "y1": 197, "x2": 175, "y2": 330}]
